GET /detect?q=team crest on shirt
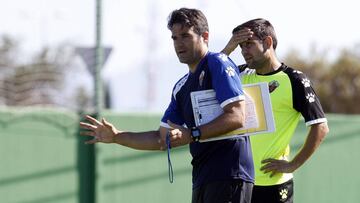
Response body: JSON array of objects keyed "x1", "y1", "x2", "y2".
[
  {"x1": 268, "y1": 80, "x2": 280, "y2": 93},
  {"x1": 199, "y1": 70, "x2": 205, "y2": 86}
]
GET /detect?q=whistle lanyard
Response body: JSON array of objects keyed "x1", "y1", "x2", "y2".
[{"x1": 166, "y1": 132, "x2": 174, "y2": 183}]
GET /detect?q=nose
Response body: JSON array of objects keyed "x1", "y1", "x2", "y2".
[
  {"x1": 174, "y1": 41, "x2": 185, "y2": 52},
  {"x1": 174, "y1": 39, "x2": 184, "y2": 47}
]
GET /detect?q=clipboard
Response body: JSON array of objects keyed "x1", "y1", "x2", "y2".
[{"x1": 190, "y1": 82, "x2": 275, "y2": 142}]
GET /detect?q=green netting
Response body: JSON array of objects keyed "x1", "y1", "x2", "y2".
[{"x1": 1, "y1": 108, "x2": 359, "y2": 203}]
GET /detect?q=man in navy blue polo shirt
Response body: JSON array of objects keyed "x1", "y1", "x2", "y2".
[{"x1": 80, "y1": 8, "x2": 254, "y2": 203}]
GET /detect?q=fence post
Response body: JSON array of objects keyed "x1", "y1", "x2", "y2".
[{"x1": 77, "y1": 113, "x2": 96, "y2": 203}]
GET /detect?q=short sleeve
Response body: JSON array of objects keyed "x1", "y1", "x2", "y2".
[
  {"x1": 289, "y1": 70, "x2": 327, "y2": 126},
  {"x1": 160, "y1": 92, "x2": 185, "y2": 128},
  {"x1": 208, "y1": 53, "x2": 245, "y2": 108}
]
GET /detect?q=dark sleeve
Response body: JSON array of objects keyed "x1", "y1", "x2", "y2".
[
  {"x1": 160, "y1": 87, "x2": 185, "y2": 128},
  {"x1": 285, "y1": 67, "x2": 327, "y2": 125}
]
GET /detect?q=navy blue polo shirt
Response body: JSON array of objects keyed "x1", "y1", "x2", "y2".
[{"x1": 161, "y1": 52, "x2": 254, "y2": 189}]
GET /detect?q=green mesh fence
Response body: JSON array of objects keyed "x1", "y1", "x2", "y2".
[{"x1": 1, "y1": 108, "x2": 359, "y2": 203}]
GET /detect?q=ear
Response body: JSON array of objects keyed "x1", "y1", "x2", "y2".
[
  {"x1": 263, "y1": 36, "x2": 273, "y2": 50},
  {"x1": 201, "y1": 31, "x2": 209, "y2": 43}
]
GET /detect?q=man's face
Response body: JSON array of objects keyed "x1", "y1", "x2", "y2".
[
  {"x1": 239, "y1": 36, "x2": 267, "y2": 69},
  {"x1": 170, "y1": 24, "x2": 206, "y2": 67}
]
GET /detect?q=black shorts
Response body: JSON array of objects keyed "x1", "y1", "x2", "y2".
[
  {"x1": 192, "y1": 179, "x2": 253, "y2": 203},
  {"x1": 251, "y1": 179, "x2": 293, "y2": 203}
]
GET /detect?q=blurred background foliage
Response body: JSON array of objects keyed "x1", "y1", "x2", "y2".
[
  {"x1": 284, "y1": 44, "x2": 360, "y2": 114},
  {"x1": 0, "y1": 35, "x2": 92, "y2": 111},
  {"x1": 1, "y1": 35, "x2": 359, "y2": 114}
]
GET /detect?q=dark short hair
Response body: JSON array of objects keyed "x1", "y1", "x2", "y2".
[
  {"x1": 233, "y1": 18, "x2": 278, "y2": 49},
  {"x1": 167, "y1": 8, "x2": 209, "y2": 35}
]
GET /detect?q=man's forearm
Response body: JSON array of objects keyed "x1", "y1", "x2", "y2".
[
  {"x1": 290, "y1": 122, "x2": 329, "y2": 170},
  {"x1": 114, "y1": 130, "x2": 163, "y2": 151},
  {"x1": 199, "y1": 101, "x2": 245, "y2": 140},
  {"x1": 221, "y1": 46, "x2": 233, "y2": 56}
]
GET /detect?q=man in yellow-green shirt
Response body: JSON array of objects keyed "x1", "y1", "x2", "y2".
[{"x1": 222, "y1": 18, "x2": 329, "y2": 203}]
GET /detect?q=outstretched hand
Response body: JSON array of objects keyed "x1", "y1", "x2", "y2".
[{"x1": 80, "y1": 115, "x2": 119, "y2": 144}]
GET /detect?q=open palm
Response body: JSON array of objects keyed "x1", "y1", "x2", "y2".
[{"x1": 80, "y1": 115, "x2": 118, "y2": 144}]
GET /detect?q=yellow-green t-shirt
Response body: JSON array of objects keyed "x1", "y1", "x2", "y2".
[{"x1": 240, "y1": 64, "x2": 327, "y2": 186}]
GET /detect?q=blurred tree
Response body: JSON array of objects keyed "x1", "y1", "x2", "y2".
[
  {"x1": 0, "y1": 35, "x2": 17, "y2": 69},
  {"x1": 322, "y1": 49, "x2": 360, "y2": 113},
  {"x1": 0, "y1": 36, "x2": 92, "y2": 110},
  {"x1": 284, "y1": 46, "x2": 360, "y2": 114}
]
